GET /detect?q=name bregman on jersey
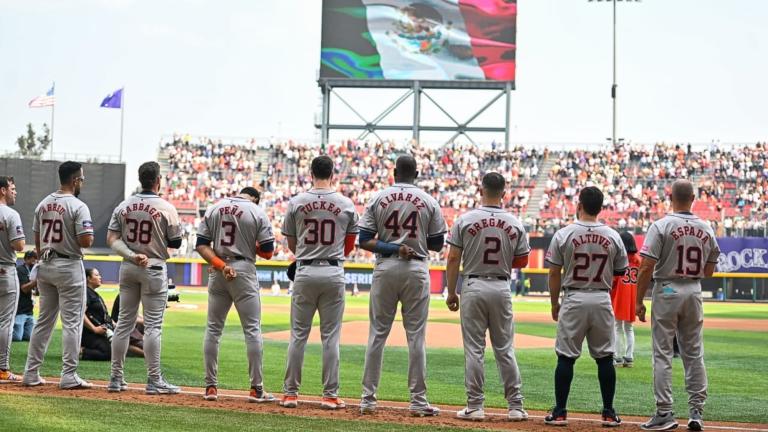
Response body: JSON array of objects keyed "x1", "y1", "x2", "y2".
[
  {"x1": 571, "y1": 233, "x2": 611, "y2": 250},
  {"x1": 299, "y1": 201, "x2": 342, "y2": 216},
  {"x1": 671, "y1": 225, "x2": 711, "y2": 242},
  {"x1": 378, "y1": 192, "x2": 427, "y2": 211},
  {"x1": 119, "y1": 202, "x2": 162, "y2": 220},
  {"x1": 467, "y1": 217, "x2": 518, "y2": 240}
]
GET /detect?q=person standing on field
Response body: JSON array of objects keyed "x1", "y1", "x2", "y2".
[
  {"x1": 637, "y1": 180, "x2": 720, "y2": 432},
  {"x1": 611, "y1": 232, "x2": 640, "y2": 368},
  {"x1": 0, "y1": 176, "x2": 25, "y2": 382}
]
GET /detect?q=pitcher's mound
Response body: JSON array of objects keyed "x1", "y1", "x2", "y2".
[{"x1": 263, "y1": 321, "x2": 554, "y2": 349}]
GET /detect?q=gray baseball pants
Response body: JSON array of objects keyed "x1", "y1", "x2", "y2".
[
  {"x1": 361, "y1": 258, "x2": 431, "y2": 410},
  {"x1": 651, "y1": 280, "x2": 707, "y2": 414},
  {"x1": 460, "y1": 277, "x2": 524, "y2": 410},
  {"x1": 204, "y1": 260, "x2": 264, "y2": 389},
  {"x1": 0, "y1": 266, "x2": 19, "y2": 371},
  {"x1": 24, "y1": 258, "x2": 86, "y2": 384},
  {"x1": 111, "y1": 261, "x2": 168, "y2": 381},
  {"x1": 283, "y1": 263, "x2": 345, "y2": 397},
  {"x1": 555, "y1": 290, "x2": 615, "y2": 359}
]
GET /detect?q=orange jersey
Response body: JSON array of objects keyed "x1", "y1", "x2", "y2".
[{"x1": 611, "y1": 253, "x2": 640, "y2": 322}]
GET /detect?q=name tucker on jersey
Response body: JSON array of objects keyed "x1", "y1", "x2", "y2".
[
  {"x1": 120, "y1": 202, "x2": 162, "y2": 220},
  {"x1": 378, "y1": 192, "x2": 427, "y2": 211},
  {"x1": 467, "y1": 217, "x2": 519, "y2": 240},
  {"x1": 571, "y1": 233, "x2": 611, "y2": 250},
  {"x1": 299, "y1": 201, "x2": 342, "y2": 216},
  {"x1": 671, "y1": 225, "x2": 711, "y2": 242}
]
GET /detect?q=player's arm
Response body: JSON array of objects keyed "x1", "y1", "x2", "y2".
[
  {"x1": 195, "y1": 237, "x2": 236, "y2": 280},
  {"x1": 358, "y1": 228, "x2": 412, "y2": 258},
  {"x1": 10, "y1": 238, "x2": 24, "y2": 252},
  {"x1": 635, "y1": 256, "x2": 657, "y2": 322},
  {"x1": 445, "y1": 245, "x2": 461, "y2": 311},
  {"x1": 344, "y1": 233, "x2": 356, "y2": 257},
  {"x1": 107, "y1": 230, "x2": 147, "y2": 266},
  {"x1": 426, "y1": 233, "x2": 444, "y2": 253},
  {"x1": 512, "y1": 254, "x2": 529, "y2": 268},
  {"x1": 548, "y1": 264, "x2": 563, "y2": 322},
  {"x1": 703, "y1": 262, "x2": 716, "y2": 278},
  {"x1": 34, "y1": 231, "x2": 40, "y2": 256},
  {"x1": 256, "y1": 240, "x2": 275, "y2": 260},
  {"x1": 285, "y1": 235, "x2": 297, "y2": 254}
]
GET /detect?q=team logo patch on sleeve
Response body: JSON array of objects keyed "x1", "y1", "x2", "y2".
[
  {"x1": 83, "y1": 220, "x2": 94, "y2": 230},
  {"x1": 16, "y1": 225, "x2": 23, "y2": 235}
]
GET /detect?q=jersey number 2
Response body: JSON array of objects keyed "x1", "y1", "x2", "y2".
[{"x1": 483, "y1": 237, "x2": 501, "y2": 264}]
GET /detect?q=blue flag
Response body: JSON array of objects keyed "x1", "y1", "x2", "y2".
[{"x1": 100, "y1": 88, "x2": 123, "y2": 109}]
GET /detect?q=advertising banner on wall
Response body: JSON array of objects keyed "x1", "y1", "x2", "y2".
[{"x1": 715, "y1": 237, "x2": 768, "y2": 273}]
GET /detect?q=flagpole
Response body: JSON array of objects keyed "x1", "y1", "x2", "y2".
[
  {"x1": 50, "y1": 81, "x2": 55, "y2": 160},
  {"x1": 119, "y1": 87, "x2": 124, "y2": 162}
]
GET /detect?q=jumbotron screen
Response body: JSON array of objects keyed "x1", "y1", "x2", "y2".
[{"x1": 320, "y1": 0, "x2": 517, "y2": 82}]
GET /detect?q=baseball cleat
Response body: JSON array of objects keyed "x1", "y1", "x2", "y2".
[
  {"x1": 146, "y1": 376, "x2": 181, "y2": 395},
  {"x1": 107, "y1": 376, "x2": 128, "y2": 392},
  {"x1": 544, "y1": 408, "x2": 568, "y2": 426},
  {"x1": 359, "y1": 405, "x2": 377, "y2": 415},
  {"x1": 613, "y1": 358, "x2": 624, "y2": 367},
  {"x1": 0, "y1": 370, "x2": 21, "y2": 382},
  {"x1": 687, "y1": 409, "x2": 703, "y2": 431},
  {"x1": 641, "y1": 412, "x2": 678, "y2": 430},
  {"x1": 279, "y1": 394, "x2": 298, "y2": 408},
  {"x1": 204, "y1": 386, "x2": 218, "y2": 401},
  {"x1": 22, "y1": 376, "x2": 46, "y2": 387},
  {"x1": 508, "y1": 408, "x2": 529, "y2": 422},
  {"x1": 602, "y1": 408, "x2": 622, "y2": 427},
  {"x1": 249, "y1": 386, "x2": 275, "y2": 403},
  {"x1": 456, "y1": 407, "x2": 485, "y2": 421},
  {"x1": 409, "y1": 405, "x2": 440, "y2": 417},
  {"x1": 623, "y1": 357, "x2": 634, "y2": 368},
  {"x1": 320, "y1": 397, "x2": 346, "y2": 410},
  {"x1": 60, "y1": 374, "x2": 93, "y2": 390}
]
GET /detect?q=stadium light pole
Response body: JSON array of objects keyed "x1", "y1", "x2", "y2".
[{"x1": 588, "y1": 0, "x2": 640, "y2": 147}]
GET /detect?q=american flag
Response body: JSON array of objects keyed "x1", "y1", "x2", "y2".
[{"x1": 28, "y1": 84, "x2": 55, "y2": 108}]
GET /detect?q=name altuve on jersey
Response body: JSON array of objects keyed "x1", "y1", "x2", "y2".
[
  {"x1": 467, "y1": 217, "x2": 519, "y2": 241},
  {"x1": 571, "y1": 233, "x2": 611, "y2": 250},
  {"x1": 378, "y1": 192, "x2": 428, "y2": 211},
  {"x1": 118, "y1": 202, "x2": 163, "y2": 220}
]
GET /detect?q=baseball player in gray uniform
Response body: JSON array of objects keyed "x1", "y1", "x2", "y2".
[
  {"x1": 196, "y1": 187, "x2": 276, "y2": 403},
  {"x1": 0, "y1": 176, "x2": 25, "y2": 382},
  {"x1": 280, "y1": 155, "x2": 359, "y2": 410},
  {"x1": 358, "y1": 155, "x2": 446, "y2": 417},
  {"x1": 544, "y1": 186, "x2": 628, "y2": 427},
  {"x1": 636, "y1": 180, "x2": 720, "y2": 432},
  {"x1": 24, "y1": 162, "x2": 94, "y2": 389},
  {"x1": 107, "y1": 162, "x2": 182, "y2": 394},
  {"x1": 444, "y1": 173, "x2": 530, "y2": 422}
]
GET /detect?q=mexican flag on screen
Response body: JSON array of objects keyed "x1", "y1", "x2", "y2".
[{"x1": 320, "y1": 0, "x2": 517, "y2": 82}]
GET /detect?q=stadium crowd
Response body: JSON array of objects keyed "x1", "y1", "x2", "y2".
[{"x1": 159, "y1": 135, "x2": 768, "y2": 260}]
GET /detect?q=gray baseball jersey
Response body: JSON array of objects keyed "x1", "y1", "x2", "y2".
[
  {"x1": 25, "y1": 193, "x2": 91, "y2": 387},
  {"x1": 447, "y1": 206, "x2": 530, "y2": 278},
  {"x1": 33, "y1": 193, "x2": 94, "y2": 259},
  {"x1": 108, "y1": 193, "x2": 182, "y2": 260},
  {"x1": 0, "y1": 205, "x2": 23, "y2": 372},
  {"x1": 448, "y1": 206, "x2": 530, "y2": 411},
  {"x1": 197, "y1": 197, "x2": 274, "y2": 262},
  {"x1": 199, "y1": 197, "x2": 274, "y2": 390},
  {"x1": 546, "y1": 221, "x2": 628, "y2": 359},
  {"x1": 640, "y1": 212, "x2": 718, "y2": 415},
  {"x1": 546, "y1": 222, "x2": 629, "y2": 290},
  {"x1": 359, "y1": 183, "x2": 446, "y2": 258},
  {"x1": 281, "y1": 189, "x2": 359, "y2": 260},
  {"x1": 109, "y1": 192, "x2": 181, "y2": 384},
  {"x1": 640, "y1": 213, "x2": 720, "y2": 281}
]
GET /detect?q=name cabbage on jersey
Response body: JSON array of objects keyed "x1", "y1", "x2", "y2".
[
  {"x1": 466, "y1": 217, "x2": 519, "y2": 241},
  {"x1": 377, "y1": 191, "x2": 428, "y2": 211},
  {"x1": 571, "y1": 233, "x2": 612, "y2": 250},
  {"x1": 118, "y1": 202, "x2": 163, "y2": 220},
  {"x1": 299, "y1": 200, "x2": 343, "y2": 216}
]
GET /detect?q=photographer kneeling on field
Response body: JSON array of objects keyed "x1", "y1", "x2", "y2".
[{"x1": 81, "y1": 269, "x2": 144, "y2": 360}]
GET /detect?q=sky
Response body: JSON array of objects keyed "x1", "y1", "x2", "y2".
[{"x1": 0, "y1": 0, "x2": 766, "y2": 192}]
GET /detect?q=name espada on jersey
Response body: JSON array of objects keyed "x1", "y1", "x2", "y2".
[
  {"x1": 108, "y1": 193, "x2": 182, "y2": 261},
  {"x1": 448, "y1": 207, "x2": 530, "y2": 278},
  {"x1": 197, "y1": 197, "x2": 273, "y2": 262},
  {"x1": 359, "y1": 184, "x2": 446, "y2": 259},
  {"x1": 640, "y1": 213, "x2": 720, "y2": 281},
  {"x1": 546, "y1": 222, "x2": 628, "y2": 290},
  {"x1": 281, "y1": 189, "x2": 359, "y2": 261}
]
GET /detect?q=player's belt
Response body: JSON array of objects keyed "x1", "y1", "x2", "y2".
[
  {"x1": 379, "y1": 254, "x2": 425, "y2": 261},
  {"x1": 299, "y1": 259, "x2": 339, "y2": 267},
  {"x1": 51, "y1": 250, "x2": 82, "y2": 260},
  {"x1": 467, "y1": 274, "x2": 509, "y2": 281},
  {"x1": 223, "y1": 256, "x2": 248, "y2": 261},
  {"x1": 148, "y1": 265, "x2": 164, "y2": 271},
  {"x1": 563, "y1": 286, "x2": 609, "y2": 292}
]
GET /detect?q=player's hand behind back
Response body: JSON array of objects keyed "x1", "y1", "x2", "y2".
[
  {"x1": 132, "y1": 254, "x2": 149, "y2": 267},
  {"x1": 222, "y1": 265, "x2": 237, "y2": 281},
  {"x1": 398, "y1": 244, "x2": 416, "y2": 260}
]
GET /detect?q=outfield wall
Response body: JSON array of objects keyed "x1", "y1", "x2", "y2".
[{"x1": 57, "y1": 255, "x2": 768, "y2": 302}]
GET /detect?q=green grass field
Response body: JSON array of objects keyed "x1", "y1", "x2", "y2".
[{"x1": 5, "y1": 288, "x2": 768, "y2": 426}]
